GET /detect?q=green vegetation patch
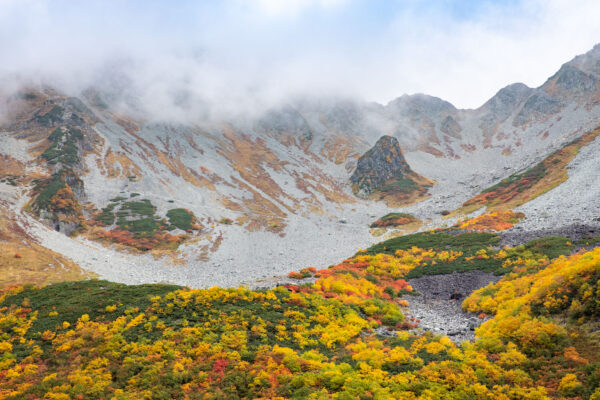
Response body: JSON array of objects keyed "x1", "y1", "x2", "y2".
[
  {"x1": 365, "y1": 231, "x2": 500, "y2": 256},
  {"x1": 364, "y1": 231, "x2": 503, "y2": 278},
  {"x1": 1, "y1": 280, "x2": 360, "y2": 356},
  {"x1": 114, "y1": 199, "x2": 164, "y2": 237},
  {"x1": 1, "y1": 280, "x2": 181, "y2": 339},
  {"x1": 32, "y1": 126, "x2": 85, "y2": 220},
  {"x1": 32, "y1": 174, "x2": 66, "y2": 211},
  {"x1": 364, "y1": 230, "x2": 598, "y2": 279},
  {"x1": 96, "y1": 206, "x2": 116, "y2": 225},
  {"x1": 370, "y1": 212, "x2": 418, "y2": 228},
  {"x1": 34, "y1": 105, "x2": 64, "y2": 126},
  {"x1": 95, "y1": 198, "x2": 200, "y2": 245},
  {"x1": 119, "y1": 217, "x2": 162, "y2": 237},
  {"x1": 41, "y1": 127, "x2": 83, "y2": 167},
  {"x1": 378, "y1": 213, "x2": 415, "y2": 222},
  {"x1": 379, "y1": 177, "x2": 419, "y2": 194},
  {"x1": 520, "y1": 236, "x2": 573, "y2": 260},
  {"x1": 121, "y1": 199, "x2": 156, "y2": 216},
  {"x1": 167, "y1": 208, "x2": 196, "y2": 231}
]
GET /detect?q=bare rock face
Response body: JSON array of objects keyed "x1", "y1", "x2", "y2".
[
  {"x1": 513, "y1": 92, "x2": 563, "y2": 127},
  {"x1": 440, "y1": 115, "x2": 462, "y2": 138},
  {"x1": 255, "y1": 106, "x2": 313, "y2": 142},
  {"x1": 350, "y1": 135, "x2": 415, "y2": 198}
]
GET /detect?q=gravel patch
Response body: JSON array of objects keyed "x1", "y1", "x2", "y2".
[
  {"x1": 405, "y1": 271, "x2": 501, "y2": 342},
  {"x1": 501, "y1": 223, "x2": 600, "y2": 247}
]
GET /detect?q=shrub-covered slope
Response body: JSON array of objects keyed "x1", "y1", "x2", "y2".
[{"x1": 2, "y1": 225, "x2": 600, "y2": 399}]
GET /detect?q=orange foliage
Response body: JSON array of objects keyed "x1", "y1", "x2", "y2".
[
  {"x1": 97, "y1": 229, "x2": 185, "y2": 251},
  {"x1": 457, "y1": 211, "x2": 525, "y2": 231},
  {"x1": 288, "y1": 271, "x2": 304, "y2": 279},
  {"x1": 49, "y1": 185, "x2": 81, "y2": 215}
]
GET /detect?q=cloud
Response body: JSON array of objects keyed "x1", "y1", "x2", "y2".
[
  {"x1": 245, "y1": 0, "x2": 347, "y2": 17},
  {"x1": 0, "y1": 0, "x2": 599, "y2": 120}
]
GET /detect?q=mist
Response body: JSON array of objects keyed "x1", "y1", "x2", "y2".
[{"x1": 1, "y1": 0, "x2": 600, "y2": 122}]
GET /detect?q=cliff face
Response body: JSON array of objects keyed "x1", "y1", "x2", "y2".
[{"x1": 350, "y1": 135, "x2": 434, "y2": 206}]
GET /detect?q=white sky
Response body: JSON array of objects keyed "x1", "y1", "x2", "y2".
[{"x1": 1, "y1": 0, "x2": 600, "y2": 116}]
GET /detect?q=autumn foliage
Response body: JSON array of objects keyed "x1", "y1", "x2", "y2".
[
  {"x1": 49, "y1": 186, "x2": 81, "y2": 215},
  {"x1": 457, "y1": 210, "x2": 525, "y2": 231},
  {"x1": 461, "y1": 127, "x2": 600, "y2": 213},
  {"x1": 1, "y1": 234, "x2": 599, "y2": 398},
  {"x1": 370, "y1": 212, "x2": 420, "y2": 228},
  {"x1": 96, "y1": 229, "x2": 186, "y2": 251}
]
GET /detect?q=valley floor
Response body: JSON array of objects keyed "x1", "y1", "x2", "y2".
[{"x1": 1, "y1": 181, "x2": 388, "y2": 288}]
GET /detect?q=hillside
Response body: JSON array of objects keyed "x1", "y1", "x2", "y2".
[
  {"x1": 2, "y1": 37, "x2": 600, "y2": 400},
  {"x1": 1, "y1": 45, "x2": 600, "y2": 288},
  {"x1": 1, "y1": 224, "x2": 599, "y2": 399},
  {"x1": 5, "y1": 0, "x2": 600, "y2": 398}
]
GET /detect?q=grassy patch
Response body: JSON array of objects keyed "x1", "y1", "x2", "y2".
[
  {"x1": 120, "y1": 217, "x2": 161, "y2": 237},
  {"x1": 112, "y1": 200, "x2": 170, "y2": 238},
  {"x1": 121, "y1": 199, "x2": 156, "y2": 216},
  {"x1": 93, "y1": 198, "x2": 199, "y2": 250},
  {"x1": 379, "y1": 177, "x2": 419, "y2": 194},
  {"x1": 33, "y1": 174, "x2": 66, "y2": 211},
  {"x1": 96, "y1": 206, "x2": 116, "y2": 225},
  {"x1": 167, "y1": 208, "x2": 195, "y2": 231},
  {"x1": 363, "y1": 231, "x2": 505, "y2": 278},
  {"x1": 521, "y1": 236, "x2": 573, "y2": 259},
  {"x1": 364, "y1": 231, "x2": 500, "y2": 256}
]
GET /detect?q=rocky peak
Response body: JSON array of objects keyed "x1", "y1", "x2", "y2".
[
  {"x1": 387, "y1": 94, "x2": 457, "y2": 118},
  {"x1": 479, "y1": 83, "x2": 533, "y2": 115},
  {"x1": 542, "y1": 64, "x2": 599, "y2": 98},
  {"x1": 350, "y1": 135, "x2": 412, "y2": 197},
  {"x1": 566, "y1": 43, "x2": 600, "y2": 77}
]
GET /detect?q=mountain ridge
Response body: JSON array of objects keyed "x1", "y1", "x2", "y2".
[{"x1": 1, "y1": 44, "x2": 600, "y2": 288}]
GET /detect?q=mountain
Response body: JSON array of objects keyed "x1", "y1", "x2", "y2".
[
  {"x1": 3, "y1": 26, "x2": 600, "y2": 400},
  {"x1": 1, "y1": 45, "x2": 600, "y2": 289}
]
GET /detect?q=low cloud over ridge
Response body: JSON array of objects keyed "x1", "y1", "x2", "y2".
[{"x1": 1, "y1": 0, "x2": 600, "y2": 121}]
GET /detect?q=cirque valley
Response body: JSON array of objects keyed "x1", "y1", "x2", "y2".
[
  {"x1": 2, "y1": 45, "x2": 600, "y2": 286},
  {"x1": 2, "y1": 2, "x2": 600, "y2": 399}
]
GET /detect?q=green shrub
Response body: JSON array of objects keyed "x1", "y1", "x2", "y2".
[{"x1": 167, "y1": 208, "x2": 195, "y2": 231}]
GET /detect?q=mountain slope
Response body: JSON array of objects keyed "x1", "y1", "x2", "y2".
[{"x1": 2, "y1": 45, "x2": 600, "y2": 287}]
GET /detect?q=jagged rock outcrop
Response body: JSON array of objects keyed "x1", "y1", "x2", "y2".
[
  {"x1": 350, "y1": 135, "x2": 410, "y2": 196},
  {"x1": 350, "y1": 135, "x2": 434, "y2": 205}
]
